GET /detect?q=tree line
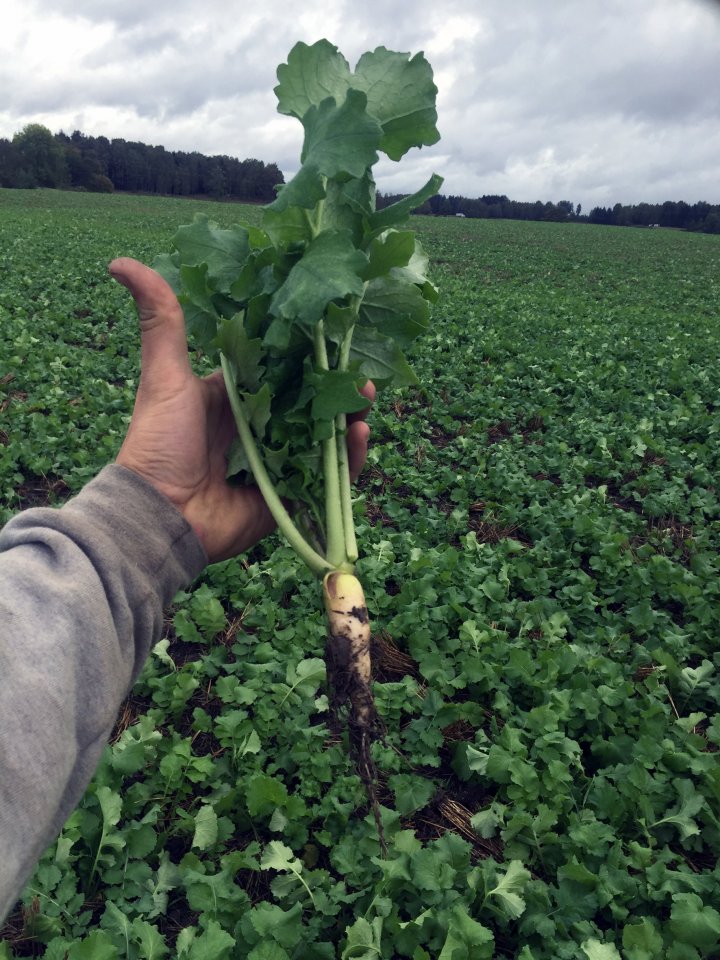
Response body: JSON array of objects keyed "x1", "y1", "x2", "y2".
[
  {"x1": 379, "y1": 191, "x2": 720, "y2": 234},
  {"x1": 3, "y1": 124, "x2": 718, "y2": 233},
  {"x1": 412, "y1": 193, "x2": 581, "y2": 223},
  {"x1": 586, "y1": 200, "x2": 719, "y2": 233},
  {"x1": 0, "y1": 124, "x2": 283, "y2": 202}
]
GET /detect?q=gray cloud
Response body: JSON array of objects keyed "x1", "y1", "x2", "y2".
[{"x1": 2, "y1": 0, "x2": 719, "y2": 206}]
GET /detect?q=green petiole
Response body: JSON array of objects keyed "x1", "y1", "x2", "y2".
[
  {"x1": 313, "y1": 320, "x2": 349, "y2": 571},
  {"x1": 220, "y1": 352, "x2": 333, "y2": 578},
  {"x1": 222, "y1": 317, "x2": 363, "y2": 578},
  {"x1": 336, "y1": 323, "x2": 359, "y2": 564}
]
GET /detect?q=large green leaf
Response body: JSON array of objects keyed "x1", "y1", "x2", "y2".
[
  {"x1": 262, "y1": 206, "x2": 315, "y2": 248},
  {"x1": 438, "y1": 905, "x2": 494, "y2": 960},
  {"x1": 270, "y1": 230, "x2": 367, "y2": 327},
  {"x1": 649, "y1": 779, "x2": 705, "y2": 840},
  {"x1": 96, "y1": 785, "x2": 122, "y2": 831},
  {"x1": 178, "y1": 262, "x2": 220, "y2": 348},
  {"x1": 180, "y1": 920, "x2": 235, "y2": 960},
  {"x1": 267, "y1": 163, "x2": 326, "y2": 213},
  {"x1": 246, "y1": 902, "x2": 304, "y2": 950},
  {"x1": 247, "y1": 942, "x2": 290, "y2": 960},
  {"x1": 359, "y1": 274, "x2": 431, "y2": 346},
  {"x1": 306, "y1": 368, "x2": 369, "y2": 421},
  {"x1": 217, "y1": 314, "x2": 264, "y2": 392},
  {"x1": 334, "y1": 172, "x2": 376, "y2": 217},
  {"x1": 318, "y1": 179, "x2": 368, "y2": 242},
  {"x1": 621, "y1": 920, "x2": 663, "y2": 960},
  {"x1": 275, "y1": 41, "x2": 440, "y2": 160},
  {"x1": 341, "y1": 917, "x2": 384, "y2": 960},
  {"x1": 667, "y1": 894, "x2": 720, "y2": 951},
  {"x1": 246, "y1": 774, "x2": 289, "y2": 818},
  {"x1": 66, "y1": 932, "x2": 118, "y2": 960},
  {"x1": 580, "y1": 942, "x2": 622, "y2": 960},
  {"x1": 349, "y1": 325, "x2": 417, "y2": 387},
  {"x1": 275, "y1": 40, "x2": 352, "y2": 120},
  {"x1": 353, "y1": 47, "x2": 441, "y2": 159},
  {"x1": 153, "y1": 252, "x2": 181, "y2": 293},
  {"x1": 240, "y1": 384, "x2": 272, "y2": 438},
  {"x1": 363, "y1": 230, "x2": 415, "y2": 280},
  {"x1": 133, "y1": 921, "x2": 168, "y2": 960},
  {"x1": 173, "y1": 216, "x2": 251, "y2": 293},
  {"x1": 301, "y1": 89, "x2": 381, "y2": 179},
  {"x1": 485, "y1": 860, "x2": 531, "y2": 920}
]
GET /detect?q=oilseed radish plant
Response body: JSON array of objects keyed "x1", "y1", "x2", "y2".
[{"x1": 155, "y1": 40, "x2": 442, "y2": 780}]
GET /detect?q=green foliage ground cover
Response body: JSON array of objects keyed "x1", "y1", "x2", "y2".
[{"x1": 1, "y1": 189, "x2": 719, "y2": 959}]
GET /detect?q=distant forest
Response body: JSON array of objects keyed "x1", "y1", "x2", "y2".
[
  {"x1": 380, "y1": 192, "x2": 720, "y2": 234},
  {"x1": 0, "y1": 125, "x2": 283, "y2": 201},
  {"x1": 2, "y1": 124, "x2": 718, "y2": 234}
]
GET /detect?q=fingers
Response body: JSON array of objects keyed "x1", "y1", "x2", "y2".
[
  {"x1": 347, "y1": 419, "x2": 371, "y2": 481},
  {"x1": 347, "y1": 380, "x2": 374, "y2": 479},
  {"x1": 348, "y1": 380, "x2": 376, "y2": 426},
  {"x1": 109, "y1": 258, "x2": 191, "y2": 391},
  {"x1": 359, "y1": 380, "x2": 376, "y2": 405}
]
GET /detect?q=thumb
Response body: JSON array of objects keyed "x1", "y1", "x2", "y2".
[{"x1": 109, "y1": 257, "x2": 192, "y2": 389}]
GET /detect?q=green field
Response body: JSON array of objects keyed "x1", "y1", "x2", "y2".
[{"x1": 1, "y1": 189, "x2": 719, "y2": 959}]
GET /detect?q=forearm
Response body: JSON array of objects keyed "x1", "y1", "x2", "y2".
[{"x1": 0, "y1": 465, "x2": 206, "y2": 920}]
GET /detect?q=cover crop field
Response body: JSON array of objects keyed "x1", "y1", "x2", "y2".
[{"x1": 1, "y1": 188, "x2": 719, "y2": 959}]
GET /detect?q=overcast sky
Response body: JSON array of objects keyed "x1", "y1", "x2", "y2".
[{"x1": 2, "y1": 0, "x2": 719, "y2": 209}]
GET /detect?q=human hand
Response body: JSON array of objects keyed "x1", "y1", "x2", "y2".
[{"x1": 110, "y1": 258, "x2": 374, "y2": 563}]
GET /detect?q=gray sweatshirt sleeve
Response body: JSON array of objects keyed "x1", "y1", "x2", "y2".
[{"x1": 0, "y1": 464, "x2": 207, "y2": 920}]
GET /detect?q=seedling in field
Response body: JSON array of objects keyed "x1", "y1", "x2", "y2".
[{"x1": 156, "y1": 39, "x2": 441, "y2": 816}]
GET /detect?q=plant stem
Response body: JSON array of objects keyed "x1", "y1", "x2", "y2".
[
  {"x1": 313, "y1": 321, "x2": 347, "y2": 570},
  {"x1": 220, "y1": 353, "x2": 332, "y2": 577},
  {"x1": 336, "y1": 324, "x2": 358, "y2": 563},
  {"x1": 335, "y1": 415, "x2": 358, "y2": 564}
]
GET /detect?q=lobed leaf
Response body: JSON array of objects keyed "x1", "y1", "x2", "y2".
[
  {"x1": 173, "y1": 217, "x2": 251, "y2": 293},
  {"x1": 269, "y1": 230, "x2": 368, "y2": 329},
  {"x1": 349, "y1": 325, "x2": 417, "y2": 388},
  {"x1": 353, "y1": 47, "x2": 441, "y2": 159},
  {"x1": 275, "y1": 40, "x2": 352, "y2": 121},
  {"x1": 301, "y1": 90, "x2": 382, "y2": 179},
  {"x1": 275, "y1": 40, "x2": 440, "y2": 161}
]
